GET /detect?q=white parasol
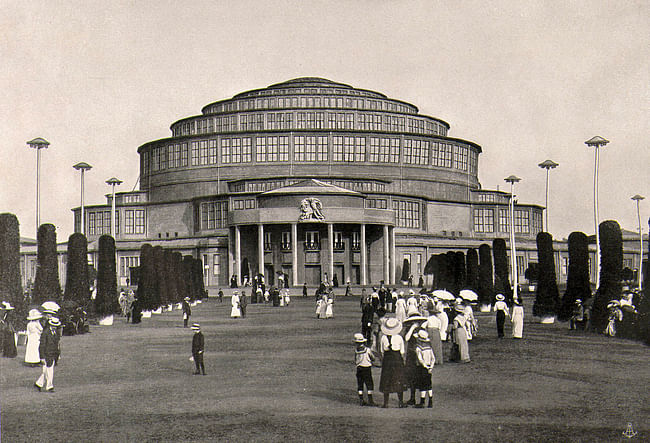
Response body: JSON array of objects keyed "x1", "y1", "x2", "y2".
[
  {"x1": 459, "y1": 289, "x2": 479, "y2": 301},
  {"x1": 41, "y1": 301, "x2": 61, "y2": 312},
  {"x1": 431, "y1": 290, "x2": 455, "y2": 301}
]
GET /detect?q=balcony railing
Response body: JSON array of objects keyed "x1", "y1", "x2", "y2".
[
  {"x1": 304, "y1": 241, "x2": 320, "y2": 251},
  {"x1": 333, "y1": 242, "x2": 345, "y2": 251},
  {"x1": 280, "y1": 242, "x2": 292, "y2": 251}
]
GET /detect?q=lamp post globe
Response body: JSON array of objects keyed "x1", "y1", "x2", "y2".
[
  {"x1": 26, "y1": 137, "x2": 50, "y2": 234},
  {"x1": 631, "y1": 194, "x2": 645, "y2": 290},
  {"x1": 538, "y1": 160, "x2": 559, "y2": 233},
  {"x1": 106, "y1": 177, "x2": 123, "y2": 239},
  {"x1": 504, "y1": 175, "x2": 521, "y2": 301},
  {"x1": 585, "y1": 136, "x2": 610, "y2": 288},
  {"x1": 73, "y1": 162, "x2": 92, "y2": 235}
]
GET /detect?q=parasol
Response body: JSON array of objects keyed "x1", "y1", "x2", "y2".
[{"x1": 459, "y1": 289, "x2": 478, "y2": 301}]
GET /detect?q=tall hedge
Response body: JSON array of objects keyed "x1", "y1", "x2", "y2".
[
  {"x1": 163, "y1": 250, "x2": 177, "y2": 305},
  {"x1": 182, "y1": 255, "x2": 196, "y2": 301},
  {"x1": 592, "y1": 220, "x2": 623, "y2": 331},
  {"x1": 558, "y1": 232, "x2": 591, "y2": 321},
  {"x1": 152, "y1": 246, "x2": 165, "y2": 309},
  {"x1": 466, "y1": 248, "x2": 479, "y2": 292},
  {"x1": 478, "y1": 244, "x2": 494, "y2": 306},
  {"x1": 95, "y1": 235, "x2": 119, "y2": 317},
  {"x1": 136, "y1": 244, "x2": 155, "y2": 311},
  {"x1": 171, "y1": 252, "x2": 184, "y2": 303},
  {"x1": 33, "y1": 224, "x2": 62, "y2": 304},
  {"x1": 453, "y1": 251, "x2": 466, "y2": 295},
  {"x1": 64, "y1": 233, "x2": 90, "y2": 306},
  {"x1": 193, "y1": 258, "x2": 206, "y2": 300},
  {"x1": 493, "y1": 238, "x2": 512, "y2": 303},
  {"x1": 0, "y1": 213, "x2": 24, "y2": 320},
  {"x1": 533, "y1": 232, "x2": 560, "y2": 318}
]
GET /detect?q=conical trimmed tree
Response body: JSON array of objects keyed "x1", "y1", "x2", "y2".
[
  {"x1": 558, "y1": 232, "x2": 591, "y2": 321},
  {"x1": 136, "y1": 244, "x2": 155, "y2": 313},
  {"x1": 635, "y1": 217, "x2": 650, "y2": 344},
  {"x1": 592, "y1": 220, "x2": 623, "y2": 332},
  {"x1": 193, "y1": 258, "x2": 206, "y2": 300},
  {"x1": 182, "y1": 255, "x2": 195, "y2": 301},
  {"x1": 493, "y1": 238, "x2": 512, "y2": 303},
  {"x1": 152, "y1": 246, "x2": 165, "y2": 309},
  {"x1": 95, "y1": 235, "x2": 119, "y2": 319},
  {"x1": 0, "y1": 213, "x2": 24, "y2": 324},
  {"x1": 478, "y1": 244, "x2": 494, "y2": 308},
  {"x1": 465, "y1": 248, "x2": 479, "y2": 292},
  {"x1": 171, "y1": 252, "x2": 184, "y2": 304},
  {"x1": 64, "y1": 233, "x2": 90, "y2": 306},
  {"x1": 533, "y1": 232, "x2": 560, "y2": 321},
  {"x1": 33, "y1": 224, "x2": 62, "y2": 305}
]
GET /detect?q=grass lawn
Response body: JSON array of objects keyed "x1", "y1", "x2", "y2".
[{"x1": 1, "y1": 292, "x2": 648, "y2": 442}]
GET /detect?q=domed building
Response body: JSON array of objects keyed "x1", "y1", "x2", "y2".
[{"x1": 72, "y1": 77, "x2": 545, "y2": 290}]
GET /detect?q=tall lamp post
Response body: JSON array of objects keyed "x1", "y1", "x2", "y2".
[
  {"x1": 631, "y1": 194, "x2": 645, "y2": 290},
  {"x1": 505, "y1": 175, "x2": 521, "y2": 301},
  {"x1": 73, "y1": 162, "x2": 92, "y2": 235},
  {"x1": 585, "y1": 136, "x2": 609, "y2": 288},
  {"x1": 26, "y1": 137, "x2": 50, "y2": 233},
  {"x1": 106, "y1": 177, "x2": 122, "y2": 238},
  {"x1": 538, "y1": 159, "x2": 559, "y2": 232}
]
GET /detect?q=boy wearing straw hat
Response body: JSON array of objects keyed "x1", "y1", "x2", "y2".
[
  {"x1": 35, "y1": 317, "x2": 61, "y2": 392},
  {"x1": 414, "y1": 330, "x2": 435, "y2": 408},
  {"x1": 354, "y1": 333, "x2": 376, "y2": 406},
  {"x1": 191, "y1": 323, "x2": 205, "y2": 375}
]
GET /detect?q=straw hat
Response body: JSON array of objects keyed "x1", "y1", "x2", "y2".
[
  {"x1": 1, "y1": 301, "x2": 14, "y2": 310},
  {"x1": 191, "y1": 323, "x2": 200, "y2": 330},
  {"x1": 408, "y1": 289, "x2": 415, "y2": 296},
  {"x1": 27, "y1": 309, "x2": 42, "y2": 321},
  {"x1": 353, "y1": 333, "x2": 366, "y2": 343},
  {"x1": 48, "y1": 317, "x2": 61, "y2": 327},
  {"x1": 575, "y1": 299, "x2": 582, "y2": 304},
  {"x1": 381, "y1": 317, "x2": 402, "y2": 335},
  {"x1": 607, "y1": 300, "x2": 620, "y2": 308},
  {"x1": 495, "y1": 294, "x2": 505, "y2": 301},
  {"x1": 416, "y1": 330, "x2": 430, "y2": 342},
  {"x1": 184, "y1": 297, "x2": 190, "y2": 301}
]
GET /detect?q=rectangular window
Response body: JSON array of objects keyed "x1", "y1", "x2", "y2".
[
  {"x1": 199, "y1": 140, "x2": 208, "y2": 165},
  {"x1": 473, "y1": 208, "x2": 495, "y2": 233},
  {"x1": 181, "y1": 143, "x2": 188, "y2": 166},
  {"x1": 499, "y1": 208, "x2": 510, "y2": 233},
  {"x1": 199, "y1": 201, "x2": 228, "y2": 230},
  {"x1": 213, "y1": 254, "x2": 220, "y2": 281},
  {"x1": 294, "y1": 136, "x2": 305, "y2": 162},
  {"x1": 281, "y1": 231, "x2": 291, "y2": 250},
  {"x1": 333, "y1": 231, "x2": 344, "y2": 250},
  {"x1": 351, "y1": 231, "x2": 360, "y2": 250},
  {"x1": 315, "y1": 112, "x2": 324, "y2": 129},
  {"x1": 279, "y1": 136, "x2": 289, "y2": 161},
  {"x1": 191, "y1": 142, "x2": 199, "y2": 166},
  {"x1": 208, "y1": 140, "x2": 217, "y2": 164},
  {"x1": 514, "y1": 209, "x2": 530, "y2": 234},
  {"x1": 390, "y1": 138, "x2": 400, "y2": 163},
  {"x1": 453, "y1": 145, "x2": 468, "y2": 171},
  {"x1": 393, "y1": 200, "x2": 421, "y2": 229},
  {"x1": 369, "y1": 137, "x2": 380, "y2": 162},
  {"x1": 264, "y1": 232, "x2": 272, "y2": 251},
  {"x1": 241, "y1": 138, "x2": 251, "y2": 162},
  {"x1": 332, "y1": 136, "x2": 344, "y2": 162},
  {"x1": 532, "y1": 211, "x2": 543, "y2": 235},
  {"x1": 256, "y1": 137, "x2": 267, "y2": 162},
  {"x1": 431, "y1": 142, "x2": 452, "y2": 168},
  {"x1": 125, "y1": 209, "x2": 145, "y2": 234},
  {"x1": 305, "y1": 231, "x2": 320, "y2": 250},
  {"x1": 221, "y1": 139, "x2": 231, "y2": 164}
]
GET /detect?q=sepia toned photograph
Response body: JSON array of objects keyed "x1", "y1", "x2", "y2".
[{"x1": 1, "y1": 1, "x2": 648, "y2": 441}]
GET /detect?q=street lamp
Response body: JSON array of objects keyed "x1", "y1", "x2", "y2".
[
  {"x1": 26, "y1": 137, "x2": 50, "y2": 233},
  {"x1": 631, "y1": 194, "x2": 645, "y2": 290},
  {"x1": 585, "y1": 136, "x2": 610, "y2": 288},
  {"x1": 73, "y1": 162, "x2": 92, "y2": 235},
  {"x1": 106, "y1": 177, "x2": 122, "y2": 238},
  {"x1": 538, "y1": 159, "x2": 559, "y2": 232},
  {"x1": 505, "y1": 175, "x2": 521, "y2": 302}
]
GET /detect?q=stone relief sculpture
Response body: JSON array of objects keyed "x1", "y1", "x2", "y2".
[{"x1": 299, "y1": 197, "x2": 325, "y2": 221}]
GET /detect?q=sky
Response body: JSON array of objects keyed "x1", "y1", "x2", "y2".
[{"x1": 1, "y1": 0, "x2": 648, "y2": 242}]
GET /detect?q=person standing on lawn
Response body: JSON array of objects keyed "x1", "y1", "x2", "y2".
[
  {"x1": 379, "y1": 318, "x2": 406, "y2": 408},
  {"x1": 450, "y1": 305, "x2": 471, "y2": 363},
  {"x1": 493, "y1": 294, "x2": 509, "y2": 338},
  {"x1": 231, "y1": 291, "x2": 241, "y2": 318},
  {"x1": 1, "y1": 302, "x2": 17, "y2": 358},
  {"x1": 240, "y1": 290, "x2": 248, "y2": 318},
  {"x1": 191, "y1": 323, "x2": 205, "y2": 375},
  {"x1": 354, "y1": 333, "x2": 376, "y2": 406},
  {"x1": 34, "y1": 317, "x2": 61, "y2": 392},
  {"x1": 24, "y1": 309, "x2": 43, "y2": 366},
  {"x1": 511, "y1": 299, "x2": 524, "y2": 339},
  {"x1": 414, "y1": 330, "x2": 435, "y2": 408},
  {"x1": 182, "y1": 297, "x2": 192, "y2": 328}
]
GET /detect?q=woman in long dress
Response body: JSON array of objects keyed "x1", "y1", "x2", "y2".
[
  {"x1": 395, "y1": 293, "x2": 407, "y2": 324},
  {"x1": 379, "y1": 318, "x2": 406, "y2": 408},
  {"x1": 605, "y1": 301, "x2": 623, "y2": 336},
  {"x1": 463, "y1": 303, "x2": 477, "y2": 340},
  {"x1": 511, "y1": 300, "x2": 524, "y2": 339},
  {"x1": 403, "y1": 309, "x2": 426, "y2": 405},
  {"x1": 423, "y1": 307, "x2": 444, "y2": 365},
  {"x1": 436, "y1": 302, "x2": 449, "y2": 342},
  {"x1": 493, "y1": 294, "x2": 509, "y2": 338},
  {"x1": 24, "y1": 309, "x2": 43, "y2": 366},
  {"x1": 1, "y1": 303, "x2": 17, "y2": 358},
  {"x1": 451, "y1": 306, "x2": 470, "y2": 363},
  {"x1": 318, "y1": 294, "x2": 328, "y2": 318},
  {"x1": 230, "y1": 291, "x2": 241, "y2": 318},
  {"x1": 325, "y1": 296, "x2": 334, "y2": 318}
]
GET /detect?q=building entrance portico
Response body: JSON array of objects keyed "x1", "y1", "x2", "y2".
[{"x1": 228, "y1": 179, "x2": 396, "y2": 287}]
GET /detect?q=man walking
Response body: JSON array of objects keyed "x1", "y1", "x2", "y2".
[
  {"x1": 240, "y1": 290, "x2": 248, "y2": 318},
  {"x1": 191, "y1": 323, "x2": 205, "y2": 375},
  {"x1": 35, "y1": 317, "x2": 61, "y2": 392},
  {"x1": 182, "y1": 297, "x2": 191, "y2": 328}
]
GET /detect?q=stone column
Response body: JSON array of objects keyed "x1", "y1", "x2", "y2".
[
  {"x1": 228, "y1": 228, "x2": 234, "y2": 285},
  {"x1": 292, "y1": 223, "x2": 298, "y2": 286},
  {"x1": 235, "y1": 225, "x2": 241, "y2": 287},
  {"x1": 258, "y1": 224, "x2": 264, "y2": 279},
  {"x1": 390, "y1": 226, "x2": 396, "y2": 285},
  {"x1": 360, "y1": 224, "x2": 367, "y2": 286},
  {"x1": 328, "y1": 223, "x2": 334, "y2": 285},
  {"x1": 383, "y1": 224, "x2": 390, "y2": 284}
]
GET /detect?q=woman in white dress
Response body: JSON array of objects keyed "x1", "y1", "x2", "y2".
[
  {"x1": 511, "y1": 299, "x2": 524, "y2": 339},
  {"x1": 463, "y1": 303, "x2": 477, "y2": 340},
  {"x1": 24, "y1": 309, "x2": 43, "y2": 366},
  {"x1": 395, "y1": 293, "x2": 407, "y2": 324},
  {"x1": 230, "y1": 291, "x2": 241, "y2": 318},
  {"x1": 436, "y1": 303, "x2": 449, "y2": 341},
  {"x1": 325, "y1": 296, "x2": 334, "y2": 318}
]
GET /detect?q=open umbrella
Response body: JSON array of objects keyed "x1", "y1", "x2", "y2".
[
  {"x1": 41, "y1": 301, "x2": 61, "y2": 312},
  {"x1": 432, "y1": 290, "x2": 454, "y2": 301},
  {"x1": 459, "y1": 289, "x2": 478, "y2": 302}
]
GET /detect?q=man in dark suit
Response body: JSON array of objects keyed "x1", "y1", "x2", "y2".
[
  {"x1": 35, "y1": 317, "x2": 61, "y2": 392},
  {"x1": 240, "y1": 291, "x2": 248, "y2": 318},
  {"x1": 191, "y1": 323, "x2": 205, "y2": 375},
  {"x1": 182, "y1": 297, "x2": 191, "y2": 328}
]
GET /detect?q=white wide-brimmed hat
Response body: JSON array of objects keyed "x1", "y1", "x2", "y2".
[
  {"x1": 416, "y1": 329, "x2": 430, "y2": 342},
  {"x1": 191, "y1": 323, "x2": 200, "y2": 330},
  {"x1": 48, "y1": 317, "x2": 61, "y2": 327},
  {"x1": 353, "y1": 333, "x2": 366, "y2": 343},
  {"x1": 495, "y1": 294, "x2": 505, "y2": 301},
  {"x1": 27, "y1": 309, "x2": 42, "y2": 320},
  {"x1": 381, "y1": 318, "x2": 403, "y2": 335},
  {"x1": 184, "y1": 297, "x2": 190, "y2": 301},
  {"x1": 1, "y1": 301, "x2": 15, "y2": 310}
]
